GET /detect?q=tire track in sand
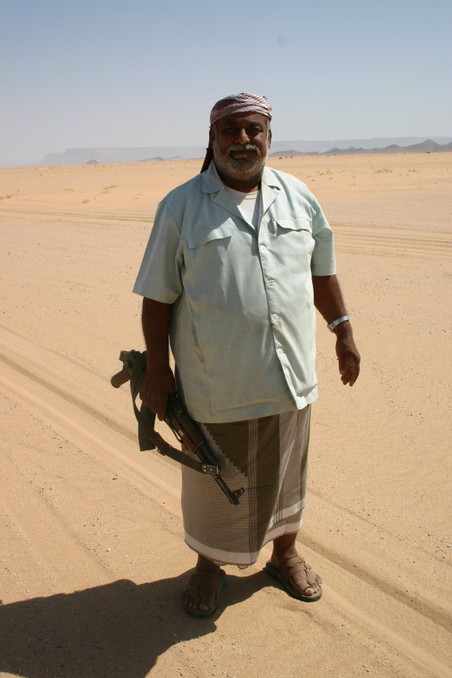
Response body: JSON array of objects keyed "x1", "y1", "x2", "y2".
[{"x1": 334, "y1": 224, "x2": 451, "y2": 257}]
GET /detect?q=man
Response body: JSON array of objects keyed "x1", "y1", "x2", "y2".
[{"x1": 133, "y1": 93, "x2": 360, "y2": 617}]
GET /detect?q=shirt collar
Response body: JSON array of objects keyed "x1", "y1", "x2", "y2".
[{"x1": 201, "y1": 161, "x2": 282, "y2": 194}]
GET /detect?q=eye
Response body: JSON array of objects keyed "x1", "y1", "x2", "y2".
[{"x1": 219, "y1": 124, "x2": 264, "y2": 138}]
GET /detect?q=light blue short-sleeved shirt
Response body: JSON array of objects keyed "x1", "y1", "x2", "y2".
[{"x1": 133, "y1": 163, "x2": 336, "y2": 423}]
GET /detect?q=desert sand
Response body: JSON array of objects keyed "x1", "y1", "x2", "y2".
[{"x1": 0, "y1": 152, "x2": 451, "y2": 677}]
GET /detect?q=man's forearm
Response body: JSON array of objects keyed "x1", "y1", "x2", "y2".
[
  {"x1": 312, "y1": 274, "x2": 360, "y2": 385},
  {"x1": 141, "y1": 297, "x2": 173, "y2": 370},
  {"x1": 312, "y1": 274, "x2": 348, "y2": 325},
  {"x1": 140, "y1": 298, "x2": 176, "y2": 417}
]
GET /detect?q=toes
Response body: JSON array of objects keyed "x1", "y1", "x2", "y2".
[
  {"x1": 273, "y1": 554, "x2": 322, "y2": 598},
  {"x1": 183, "y1": 569, "x2": 222, "y2": 612},
  {"x1": 293, "y1": 568, "x2": 321, "y2": 596},
  {"x1": 305, "y1": 565, "x2": 321, "y2": 589},
  {"x1": 184, "y1": 587, "x2": 211, "y2": 611},
  {"x1": 198, "y1": 595, "x2": 213, "y2": 611}
]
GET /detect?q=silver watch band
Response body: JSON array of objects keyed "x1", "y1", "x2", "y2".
[{"x1": 327, "y1": 315, "x2": 350, "y2": 332}]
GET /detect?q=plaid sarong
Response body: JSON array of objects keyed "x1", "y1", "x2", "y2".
[{"x1": 181, "y1": 407, "x2": 311, "y2": 566}]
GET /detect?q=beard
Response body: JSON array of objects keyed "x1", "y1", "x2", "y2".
[{"x1": 213, "y1": 141, "x2": 267, "y2": 183}]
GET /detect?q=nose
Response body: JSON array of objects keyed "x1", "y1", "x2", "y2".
[{"x1": 235, "y1": 128, "x2": 250, "y2": 144}]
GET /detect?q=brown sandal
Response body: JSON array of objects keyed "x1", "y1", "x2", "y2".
[
  {"x1": 264, "y1": 557, "x2": 322, "y2": 602},
  {"x1": 183, "y1": 569, "x2": 226, "y2": 618}
]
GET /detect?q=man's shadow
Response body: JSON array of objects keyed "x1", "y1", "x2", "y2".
[{"x1": 0, "y1": 569, "x2": 268, "y2": 678}]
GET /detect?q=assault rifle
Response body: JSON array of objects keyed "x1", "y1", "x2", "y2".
[{"x1": 111, "y1": 350, "x2": 244, "y2": 506}]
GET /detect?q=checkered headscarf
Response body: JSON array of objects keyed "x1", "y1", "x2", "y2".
[
  {"x1": 210, "y1": 93, "x2": 272, "y2": 126},
  {"x1": 201, "y1": 92, "x2": 272, "y2": 172}
]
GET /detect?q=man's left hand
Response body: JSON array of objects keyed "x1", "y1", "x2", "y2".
[{"x1": 335, "y1": 328, "x2": 360, "y2": 386}]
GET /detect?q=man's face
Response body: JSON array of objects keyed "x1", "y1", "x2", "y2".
[{"x1": 211, "y1": 113, "x2": 271, "y2": 188}]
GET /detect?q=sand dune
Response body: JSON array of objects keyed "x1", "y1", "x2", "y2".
[{"x1": 0, "y1": 153, "x2": 451, "y2": 677}]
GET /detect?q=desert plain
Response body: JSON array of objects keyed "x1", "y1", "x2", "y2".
[{"x1": 0, "y1": 151, "x2": 451, "y2": 677}]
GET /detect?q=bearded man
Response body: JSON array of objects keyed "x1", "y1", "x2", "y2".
[{"x1": 133, "y1": 93, "x2": 360, "y2": 617}]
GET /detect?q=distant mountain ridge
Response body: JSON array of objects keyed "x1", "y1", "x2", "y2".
[
  {"x1": 41, "y1": 137, "x2": 452, "y2": 166},
  {"x1": 269, "y1": 139, "x2": 452, "y2": 157}
]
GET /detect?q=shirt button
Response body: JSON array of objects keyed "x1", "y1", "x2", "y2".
[
  {"x1": 270, "y1": 313, "x2": 280, "y2": 323},
  {"x1": 276, "y1": 348, "x2": 285, "y2": 357},
  {"x1": 260, "y1": 244, "x2": 267, "y2": 253}
]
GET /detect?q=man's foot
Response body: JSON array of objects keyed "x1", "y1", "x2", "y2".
[
  {"x1": 183, "y1": 566, "x2": 226, "y2": 618},
  {"x1": 265, "y1": 553, "x2": 322, "y2": 602}
]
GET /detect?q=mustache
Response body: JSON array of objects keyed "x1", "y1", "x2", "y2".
[{"x1": 227, "y1": 143, "x2": 261, "y2": 156}]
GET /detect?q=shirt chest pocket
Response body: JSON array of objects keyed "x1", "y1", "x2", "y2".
[
  {"x1": 273, "y1": 216, "x2": 313, "y2": 235},
  {"x1": 183, "y1": 221, "x2": 237, "y2": 285},
  {"x1": 186, "y1": 220, "x2": 235, "y2": 250},
  {"x1": 271, "y1": 216, "x2": 315, "y2": 263}
]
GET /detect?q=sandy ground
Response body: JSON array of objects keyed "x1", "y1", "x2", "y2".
[{"x1": 0, "y1": 152, "x2": 451, "y2": 678}]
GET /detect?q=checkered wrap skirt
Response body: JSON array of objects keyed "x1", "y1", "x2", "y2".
[{"x1": 181, "y1": 406, "x2": 311, "y2": 566}]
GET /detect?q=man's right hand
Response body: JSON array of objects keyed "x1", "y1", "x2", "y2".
[{"x1": 140, "y1": 365, "x2": 176, "y2": 421}]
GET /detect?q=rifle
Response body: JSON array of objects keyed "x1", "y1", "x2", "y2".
[{"x1": 111, "y1": 350, "x2": 244, "y2": 506}]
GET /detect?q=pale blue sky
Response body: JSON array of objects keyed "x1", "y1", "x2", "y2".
[{"x1": 2, "y1": 0, "x2": 451, "y2": 165}]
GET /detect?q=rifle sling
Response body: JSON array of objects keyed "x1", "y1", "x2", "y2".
[{"x1": 129, "y1": 360, "x2": 204, "y2": 474}]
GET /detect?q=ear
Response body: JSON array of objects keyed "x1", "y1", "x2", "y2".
[
  {"x1": 209, "y1": 125, "x2": 216, "y2": 145},
  {"x1": 267, "y1": 127, "x2": 272, "y2": 148}
]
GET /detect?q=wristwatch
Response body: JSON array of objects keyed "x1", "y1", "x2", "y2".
[{"x1": 327, "y1": 315, "x2": 350, "y2": 332}]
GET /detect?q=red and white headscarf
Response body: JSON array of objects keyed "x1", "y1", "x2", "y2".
[
  {"x1": 210, "y1": 92, "x2": 272, "y2": 126},
  {"x1": 201, "y1": 92, "x2": 272, "y2": 172}
]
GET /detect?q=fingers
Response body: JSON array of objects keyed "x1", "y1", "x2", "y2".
[
  {"x1": 339, "y1": 356, "x2": 360, "y2": 386},
  {"x1": 336, "y1": 331, "x2": 360, "y2": 386},
  {"x1": 340, "y1": 359, "x2": 360, "y2": 386},
  {"x1": 139, "y1": 366, "x2": 176, "y2": 420},
  {"x1": 140, "y1": 389, "x2": 168, "y2": 420}
]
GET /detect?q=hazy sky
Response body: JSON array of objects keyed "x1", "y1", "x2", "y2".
[{"x1": 2, "y1": 0, "x2": 451, "y2": 165}]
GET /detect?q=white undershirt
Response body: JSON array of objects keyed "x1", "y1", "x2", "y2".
[{"x1": 226, "y1": 187, "x2": 261, "y2": 230}]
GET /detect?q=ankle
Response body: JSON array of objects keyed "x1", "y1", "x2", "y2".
[
  {"x1": 272, "y1": 533, "x2": 298, "y2": 559},
  {"x1": 196, "y1": 555, "x2": 221, "y2": 573},
  {"x1": 272, "y1": 546, "x2": 299, "y2": 561}
]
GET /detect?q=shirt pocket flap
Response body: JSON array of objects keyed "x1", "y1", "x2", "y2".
[
  {"x1": 274, "y1": 217, "x2": 312, "y2": 232},
  {"x1": 186, "y1": 221, "x2": 235, "y2": 249}
]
